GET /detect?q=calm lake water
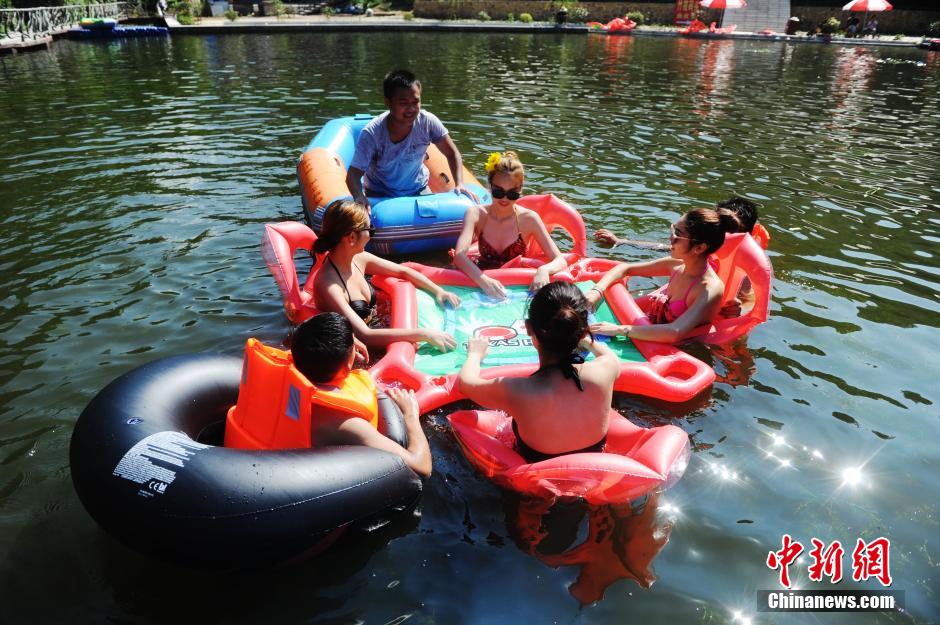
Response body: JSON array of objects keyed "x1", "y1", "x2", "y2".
[{"x1": 1, "y1": 32, "x2": 938, "y2": 625}]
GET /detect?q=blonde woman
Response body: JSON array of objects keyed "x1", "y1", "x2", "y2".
[
  {"x1": 453, "y1": 151, "x2": 567, "y2": 299},
  {"x1": 312, "y1": 200, "x2": 461, "y2": 352}
]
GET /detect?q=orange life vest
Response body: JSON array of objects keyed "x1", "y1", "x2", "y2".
[
  {"x1": 224, "y1": 338, "x2": 379, "y2": 450},
  {"x1": 751, "y1": 223, "x2": 771, "y2": 250}
]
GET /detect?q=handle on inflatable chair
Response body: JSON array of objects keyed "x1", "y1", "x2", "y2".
[
  {"x1": 263, "y1": 222, "x2": 319, "y2": 323},
  {"x1": 517, "y1": 194, "x2": 587, "y2": 258},
  {"x1": 614, "y1": 350, "x2": 715, "y2": 402}
]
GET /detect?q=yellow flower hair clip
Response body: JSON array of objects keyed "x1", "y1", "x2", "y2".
[{"x1": 484, "y1": 152, "x2": 501, "y2": 174}]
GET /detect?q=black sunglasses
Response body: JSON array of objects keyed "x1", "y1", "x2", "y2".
[
  {"x1": 491, "y1": 186, "x2": 521, "y2": 201},
  {"x1": 357, "y1": 225, "x2": 375, "y2": 237}
]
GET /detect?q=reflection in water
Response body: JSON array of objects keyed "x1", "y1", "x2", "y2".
[
  {"x1": 505, "y1": 493, "x2": 672, "y2": 604},
  {"x1": 831, "y1": 47, "x2": 878, "y2": 121},
  {"x1": 708, "y1": 338, "x2": 758, "y2": 387},
  {"x1": 693, "y1": 40, "x2": 735, "y2": 119},
  {"x1": 598, "y1": 33, "x2": 634, "y2": 77}
]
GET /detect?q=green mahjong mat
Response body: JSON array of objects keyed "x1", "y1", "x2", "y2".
[{"x1": 414, "y1": 282, "x2": 645, "y2": 376}]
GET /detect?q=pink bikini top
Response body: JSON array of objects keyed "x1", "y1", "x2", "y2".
[{"x1": 646, "y1": 262, "x2": 713, "y2": 325}]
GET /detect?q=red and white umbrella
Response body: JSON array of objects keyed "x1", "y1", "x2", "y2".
[
  {"x1": 842, "y1": 0, "x2": 892, "y2": 11},
  {"x1": 700, "y1": 0, "x2": 745, "y2": 29},
  {"x1": 700, "y1": 0, "x2": 747, "y2": 8}
]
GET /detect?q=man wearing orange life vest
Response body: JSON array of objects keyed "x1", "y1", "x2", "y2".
[{"x1": 292, "y1": 313, "x2": 433, "y2": 477}]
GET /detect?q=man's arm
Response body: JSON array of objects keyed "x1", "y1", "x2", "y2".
[
  {"x1": 318, "y1": 389, "x2": 432, "y2": 477},
  {"x1": 346, "y1": 166, "x2": 369, "y2": 209},
  {"x1": 595, "y1": 228, "x2": 669, "y2": 251},
  {"x1": 435, "y1": 135, "x2": 480, "y2": 203},
  {"x1": 347, "y1": 129, "x2": 375, "y2": 209}
]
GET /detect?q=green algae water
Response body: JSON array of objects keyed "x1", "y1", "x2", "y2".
[{"x1": 1, "y1": 32, "x2": 938, "y2": 624}]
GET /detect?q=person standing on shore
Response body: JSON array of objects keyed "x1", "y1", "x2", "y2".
[{"x1": 846, "y1": 15, "x2": 860, "y2": 37}]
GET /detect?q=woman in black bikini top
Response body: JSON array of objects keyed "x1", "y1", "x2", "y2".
[
  {"x1": 312, "y1": 200, "x2": 463, "y2": 353},
  {"x1": 457, "y1": 282, "x2": 620, "y2": 463},
  {"x1": 327, "y1": 256, "x2": 377, "y2": 323}
]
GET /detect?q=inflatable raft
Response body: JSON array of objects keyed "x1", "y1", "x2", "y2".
[
  {"x1": 298, "y1": 115, "x2": 490, "y2": 255},
  {"x1": 70, "y1": 349, "x2": 422, "y2": 567},
  {"x1": 449, "y1": 409, "x2": 689, "y2": 504},
  {"x1": 68, "y1": 18, "x2": 168, "y2": 38},
  {"x1": 263, "y1": 219, "x2": 769, "y2": 406},
  {"x1": 262, "y1": 193, "x2": 587, "y2": 326},
  {"x1": 67, "y1": 26, "x2": 169, "y2": 38},
  {"x1": 369, "y1": 266, "x2": 715, "y2": 409},
  {"x1": 261, "y1": 198, "x2": 728, "y2": 405}
]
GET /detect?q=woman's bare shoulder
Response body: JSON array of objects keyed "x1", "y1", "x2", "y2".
[{"x1": 516, "y1": 206, "x2": 544, "y2": 228}]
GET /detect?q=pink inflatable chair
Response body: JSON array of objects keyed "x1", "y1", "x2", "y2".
[
  {"x1": 448, "y1": 409, "x2": 690, "y2": 504},
  {"x1": 678, "y1": 19, "x2": 707, "y2": 34},
  {"x1": 568, "y1": 231, "x2": 772, "y2": 345},
  {"x1": 607, "y1": 17, "x2": 637, "y2": 32},
  {"x1": 587, "y1": 16, "x2": 636, "y2": 32},
  {"x1": 261, "y1": 221, "x2": 323, "y2": 325}
]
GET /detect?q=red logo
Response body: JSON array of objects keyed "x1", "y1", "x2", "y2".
[
  {"x1": 766, "y1": 534, "x2": 804, "y2": 588},
  {"x1": 808, "y1": 539, "x2": 844, "y2": 583},
  {"x1": 768, "y1": 535, "x2": 892, "y2": 588},
  {"x1": 474, "y1": 325, "x2": 517, "y2": 341},
  {"x1": 852, "y1": 537, "x2": 892, "y2": 587}
]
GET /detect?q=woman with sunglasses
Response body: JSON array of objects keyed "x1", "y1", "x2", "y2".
[
  {"x1": 312, "y1": 200, "x2": 461, "y2": 352},
  {"x1": 586, "y1": 208, "x2": 742, "y2": 343},
  {"x1": 453, "y1": 151, "x2": 567, "y2": 299}
]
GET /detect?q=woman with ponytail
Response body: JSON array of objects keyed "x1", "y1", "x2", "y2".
[
  {"x1": 457, "y1": 282, "x2": 619, "y2": 462},
  {"x1": 586, "y1": 207, "x2": 742, "y2": 343},
  {"x1": 453, "y1": 151, "x2": 567, "y2": 299},
  {"x1": 312, "y1": 199, "x2": 461, "y2": 352}
]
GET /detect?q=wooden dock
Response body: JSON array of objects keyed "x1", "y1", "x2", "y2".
[{"x1": 0, "y1": 34, "x2": 53, "y2": 55}]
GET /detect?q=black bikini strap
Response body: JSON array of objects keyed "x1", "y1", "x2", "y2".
[
  {"x1": 328, "y1": 257, "x2": 352, "y2": 300},
  {"x1": 562, "y1": 354, "x2": 585, "y2": 391},
  {"x1": 533, "y1": 354, "x2": 585, "y2": 392}
]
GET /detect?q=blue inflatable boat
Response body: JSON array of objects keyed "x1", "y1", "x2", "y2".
[{"x1": 297, "y1": 115, "x2": 490, "y2": 256}]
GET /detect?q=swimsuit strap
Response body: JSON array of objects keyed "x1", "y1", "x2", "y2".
[
  {"x1": 329, "y1": 256, "x2": 375, "y2": 307},
  {"x1": 511, "y1": 207, "x2": 525, "y2": 249},
  {"x1": 680, "y1": 261, "x2": 712, "y2": 301},
  {"x1": 328, "y1": 256, "x2": 353, "y2": 301},
  {"x1": 531, "y1": 354, "x2": 585, "y2": 392}
]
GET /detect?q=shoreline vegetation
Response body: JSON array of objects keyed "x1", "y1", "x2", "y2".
[
  {"x1": 2, "y1": 3, "x2": 934, "y2": 54},
  {"x1": 161, "y1": 13, "x2": 927, "y2": 47}
]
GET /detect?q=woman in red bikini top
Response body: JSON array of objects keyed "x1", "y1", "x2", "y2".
[
  {"x1": 586, "y1": 207, "x2": 743, "y2": 343},
  {"x1": 453, "y1": 151, "x2": 567, "y2": 300}
]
